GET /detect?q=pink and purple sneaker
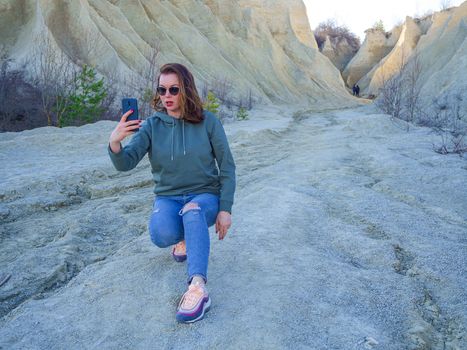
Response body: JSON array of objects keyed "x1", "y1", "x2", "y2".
[{"x1": 176, "y1": 284, "x2": 211, "y2": 323}]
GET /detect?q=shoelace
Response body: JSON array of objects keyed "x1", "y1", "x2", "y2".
[{"x1": 178, "y1": 285, "x2": 206, "y2": 310}]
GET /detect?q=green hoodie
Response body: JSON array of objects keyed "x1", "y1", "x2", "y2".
[{"x1": 108, "y1": 110, "x2": 236, "y2": 214}]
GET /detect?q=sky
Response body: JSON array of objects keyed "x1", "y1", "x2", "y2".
[{"x1": 304, "y1": 0, "x2": 465, "y2": 41}]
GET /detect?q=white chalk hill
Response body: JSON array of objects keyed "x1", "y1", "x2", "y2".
[
  {"x1": 344, "y1": 2, "x2": 467, "y2": 111},
  {"x1": 1, "y1": 0, "x2": 356, "y2": 107}
]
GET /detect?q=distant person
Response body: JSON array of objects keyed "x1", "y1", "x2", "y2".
[
  {"x1": 107, "y1": 63, "x2": 236, "y2": 323},
  {"x1": 352, "y1": 83, "x2": 360, "y2": 96}
]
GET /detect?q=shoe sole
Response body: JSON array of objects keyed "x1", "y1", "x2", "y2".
[
  {"x1": 176, "y1": 297, "x2": 211, "y2": 323},
  {"x1": 172, "y1": 252, "x2": 187, "y2": 262}
]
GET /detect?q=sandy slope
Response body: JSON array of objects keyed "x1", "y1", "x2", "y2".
[{"x1": 0, "y1": 105, "x2": 466, "y2": 349}]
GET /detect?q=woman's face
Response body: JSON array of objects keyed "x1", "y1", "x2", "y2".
[{"x1": 158, "y1": 73, "x2": 181, "y2": 117}]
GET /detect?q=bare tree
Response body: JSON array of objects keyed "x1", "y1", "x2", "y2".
[
  {"x1": 431, "y1": 92, "x2": 467, "y2": 155},
  {"x1": 124, "y1": 39, "x2": 162, "y2": 117},
  {"x1": 99, "y1": 66, "x2": 121, "y2": 121},
  {"x1": 1, "y1": 45, "x2": 46, "y2": 131},
  {"x1": 27, "y1": 31, "x2": 76, "y2": 126},
  {"x1": 377, "y1": 52, "x2": 466, "y2": 156},
  {"x1": 202, "y1": 74, "x2": 258, "y2": 115},
  {"x1": 0, "y1": 45, "x2": 14, "y2": 121},
  {"x1": 376, "y1": 48, "x2": 424, "y2": 131},
  {"x1": 210, "y1": 75, "x2": 233, "y2": 103},
  {"x1": 0, "y1": 45, "x2": 23, "y2": 129},
  {"x1": 246, "y1": 88, "x2": 254, "y2": 110},
  {"x1": 30, "y1": 28, "x2": 115, "y2": 126},
  {"x1": 79, "y1": 27, "x2": 108, "y2": 66},
  {"x1": 144, "y1": 39, "x2": 161, "y2": 94},
  {"x1": 439, "y1": 0, "x2": 452, "y2": 10},
  {"x1": 314, "y1": 19, "x2": 361, "y2": 51},
  {"x1": 376, "y1": 56, "x2": 406, "y2": 122},
  {"x1": 207, "y1": 75, "x2": 257, "y2": 112},
  {"x1": 117, "y1": 69, "x2": 147, "y2": 118},
  {"x1": 118, "y1": 40, "x2": 161, "y2": 118},
  {"x1": 235, "y1": 88, "x2": 256, "y2": 110},
  {"x1": 201, "y1": 81, "x2": 209, "y2": 102},
  {"x1": 403, "y1": 50, "x2": 423, "y2": 125}
]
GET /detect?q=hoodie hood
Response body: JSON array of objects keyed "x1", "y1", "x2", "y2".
[{"x1": 154, "y1": 111, "x2": 186, "y2": 161}]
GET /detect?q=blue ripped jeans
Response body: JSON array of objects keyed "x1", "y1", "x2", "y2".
[{"x1": 148, "y1": 192, "x2": 220, "y2": 284}]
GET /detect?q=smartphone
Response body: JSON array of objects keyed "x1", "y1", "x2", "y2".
[{"x1": 122, "y1": 98, "x2": 139, "y2": 131}]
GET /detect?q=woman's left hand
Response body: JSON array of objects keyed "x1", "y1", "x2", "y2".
[{"x1": 215, "y1": 211, "x2": 231, "y2": 240}]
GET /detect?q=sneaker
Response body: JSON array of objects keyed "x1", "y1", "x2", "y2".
[
  {"x1": 172, "y1": 241, "x2": 187, "y2": 262},
  {"x1": 176, "y1": 284, "x2": 211, "y2": 323}
]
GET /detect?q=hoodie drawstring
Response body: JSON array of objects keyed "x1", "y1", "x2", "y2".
[
  {"x1": 171, "y1": 118, "x2": 186, "y2": 161},
  {"x1": 182, "y1": 119, "x2": 186, "y2": 155},
  {"x1": 171, "y1": 120, "x2": 174, "y2": 161}
]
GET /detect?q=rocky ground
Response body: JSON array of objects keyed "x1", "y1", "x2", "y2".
[{"x1": 0, "y1": 104, "x2": 466, "y2": 349}]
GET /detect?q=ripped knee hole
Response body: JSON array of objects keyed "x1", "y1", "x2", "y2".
[{"x1": 179, "y1": 202, "x2": 201, "y2": 216}]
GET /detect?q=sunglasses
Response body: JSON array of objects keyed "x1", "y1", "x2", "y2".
[{"x1": 157, "y1": 86, "x2": 180, "y2": 96}]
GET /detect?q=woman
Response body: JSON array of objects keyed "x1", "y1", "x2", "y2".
[{"x1": 107, "y1": 63, "x2": 236, "y2": 323}]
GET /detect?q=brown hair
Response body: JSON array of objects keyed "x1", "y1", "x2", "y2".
[{"x1": 151, "y1": 63, "x2": 204, "y2": 123}]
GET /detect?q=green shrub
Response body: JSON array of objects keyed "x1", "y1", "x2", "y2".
[
  {"x1": 372, "y1": 20, "x2": 385, "y2": 32},
  {"x1": 236, "y1": 107, "x2": 249, "y2": 121},
  {"x1": 203, "y1": 91, "x2": 220, "y2": 116},
  {"x1": 59, "y1": 64, "x2": 107, "y2": 127}
]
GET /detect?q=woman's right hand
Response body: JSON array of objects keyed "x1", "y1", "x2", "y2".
[{"x1": 109, "y1": 110, "x2": 142, "y2": 151}]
